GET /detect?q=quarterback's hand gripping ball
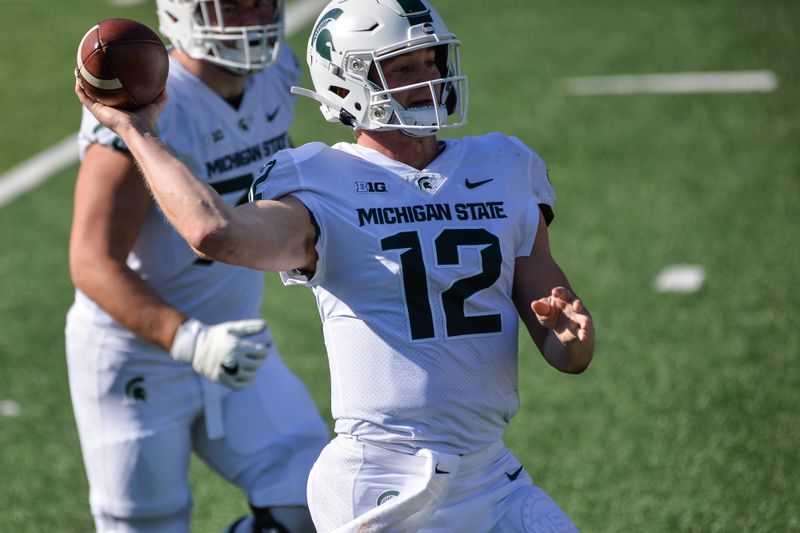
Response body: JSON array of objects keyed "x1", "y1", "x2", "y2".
[{"x1": 76, "y1": 18, "x2": 169, "y2": 110}]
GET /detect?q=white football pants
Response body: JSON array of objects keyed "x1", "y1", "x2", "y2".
[{"x1": 308, "y1": 435, "x2": 579, "y2": 532}]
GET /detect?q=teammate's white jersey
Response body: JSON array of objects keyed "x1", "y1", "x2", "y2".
[
  {"x1": 252, "y1": 133, "x2": 555, "y2": 455},
  {"x1": 73, "y1": 46, "x2": 299, "y2": 332}
]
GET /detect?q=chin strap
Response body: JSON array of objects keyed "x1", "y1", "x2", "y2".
[
  {"x1": 290, "y1": 86, "x2": 358, "y2": 128},
  {"x1": 290, "y1": 86, "x2": 337, "y2": 107}
]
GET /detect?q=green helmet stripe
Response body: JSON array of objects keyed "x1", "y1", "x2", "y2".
[{"x1": 396, "y1": 0, "x2": 434, "y2": 25}]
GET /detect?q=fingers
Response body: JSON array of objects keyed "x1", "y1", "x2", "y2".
[
  {"x1": 74, "y1": 79, "x2": 165, "y2": 131},
  {"x1": 219, "y1": 336, "x2": 269, "y2": 390},
  {"x1": 550, "y1": 286, "x2": 576, "y2": 306},
  {"x1": 532, "y1": 288, "x2": 573, "y2": 322},
  {"x1": 74, "y1": 80, "x2": 95, "y2": 108},
  {"x1": 562, "y1": 299, "x2": 590, "y2": 329},
  {"x1": 152, "y1": 89, "x2": 168, "y2": 110},
  {"x1": 227, "y1": 319, "x2": 268, "y2": 338},
  {"x1": 237, "y1": 340, "x2": 268, "y2": 361},
  {"x1": 531, "y1": 287, "x2": 593, "y2": 342},
  {"x1": 218, "y1": 348, "x2": 263, "y2": 390},
  {"x1": 531, "y1": 298, "x2": 551, "y2": 318}
]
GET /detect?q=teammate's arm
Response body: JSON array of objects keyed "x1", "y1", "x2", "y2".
[
  {"x1": 511, "y1": 214, "x2": 595, "y2": 373},
  {"x1": 71, "y1": 126, "x2": 271, "y2": 389},
  {"x1": 74, "y1": 84, "x2": 318, "y2": 275},
  {"x1": 69, "y1": 143, "x2": 186, "y2": 351}
]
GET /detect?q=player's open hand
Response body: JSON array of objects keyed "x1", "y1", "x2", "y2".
[
  {"x1": 74, "y1": 79, "x2": 166, "y2": 135},
  {"x1": 531, "y1": 287, "x2": 593, "y2": 344}
]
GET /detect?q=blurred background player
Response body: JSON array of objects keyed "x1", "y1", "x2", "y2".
[
  {"x1": 66, "y1": 1, "x2": 329, "y2": 531},
  {"x1": 75, "y1": 0, "x2": 596, "y2": 530}
]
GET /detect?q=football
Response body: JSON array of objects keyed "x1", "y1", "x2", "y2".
[{"x1": 76, "y1": 18, "x2": 169, "y2": 110}]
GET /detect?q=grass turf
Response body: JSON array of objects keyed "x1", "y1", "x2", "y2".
[{"x1": 0, "y1": 0, "x2": 797, "y2": 530}]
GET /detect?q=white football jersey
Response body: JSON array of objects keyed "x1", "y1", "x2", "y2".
[
  {"x1": 252, "y1": 133, "x2": 555, "y2": 455},
  {"x1": 72, "y1": 46, "x2": 299, "y2": 334}
]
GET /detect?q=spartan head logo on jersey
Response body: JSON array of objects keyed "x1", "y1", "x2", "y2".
[
  {"x1": 123, "y1": 376, "x2": 147, "y2": 404},
  {"x1": 376, "y1": 490, "x2": 400, "y2": 506},
  {"x1": 413, "y1": 172, "x2": 445, "y2": 193}
]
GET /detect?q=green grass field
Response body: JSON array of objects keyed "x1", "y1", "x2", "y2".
[{"x1": 1, "y1": 0, "x2": 798, "y2": 531}]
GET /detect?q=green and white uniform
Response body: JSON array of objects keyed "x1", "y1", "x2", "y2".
[
  {"x1": 253, "y1": 134, "x2": 576, "y2": 531},
  {"x1": 66, "y1": 46, "x2": 328, "y2": 525}
]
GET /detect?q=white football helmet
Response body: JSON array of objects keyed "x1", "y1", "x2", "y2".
[
  {"x1": 156, "y1": 0, "x2": 285, "y2": 75},
  {"x1": 292, "y1": 0, "x2": 468, "y2": 137}
]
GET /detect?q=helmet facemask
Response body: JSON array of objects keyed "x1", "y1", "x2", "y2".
[
  {"x1": 157, "y1": 0, "x2": 285, "y2": 75},
  {"x1": 363, "y1": 42, "x2": 467, "y2": 137}
]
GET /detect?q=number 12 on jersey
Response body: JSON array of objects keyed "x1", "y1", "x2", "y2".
[{"x1": 380, "y1": 228, "x2": 502, "y2": 341}]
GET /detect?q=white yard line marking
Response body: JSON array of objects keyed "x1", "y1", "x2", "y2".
[
  {"x1": 654, "y1": 264, "x2": 706, "y2": 293},
  {"x1": 0, "y1": 400, "x2": 21, "y2": 417},
  {"x1": 0, "y1": 0, "x2": 326, "y2": 208},
  {"x1": 565, "y1": 70, "x2": 778, "y2": 95},
  {"x1": 109, "y1": 0, "x2": 146, "y2": 6},
  {"x1": 0, "y1": 135, "x2": 78, "y2": 208}
]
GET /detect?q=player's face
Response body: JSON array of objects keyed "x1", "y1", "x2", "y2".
[
  {"x1": 206, "y1": 0, "x2": 277, "y2": 26},
  {"x1": 375, "y1": 47, "x2": 443, "y2": 109}
]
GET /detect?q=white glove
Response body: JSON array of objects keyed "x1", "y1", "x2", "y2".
[{"x1": 170, "y1": 318, "x2": 269, "y2": 390}]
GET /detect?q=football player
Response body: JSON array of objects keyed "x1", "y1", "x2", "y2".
[
  {"x1": 75, "y1": 0, "x2": 596, "y2": 530},
  {"x1": 67, "y1": 1, "x2": 328, "y2": 532}
]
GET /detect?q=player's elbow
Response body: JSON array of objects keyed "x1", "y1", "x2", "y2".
[
  {"x1": 183, "y1": 219, "x2": 241, "y2": 263},
  {"x1": 559, "y1": 346, "x2": 594, "y2": 374},
  {"x1": 68, "y1": 243, "x2": 100, "y2": 292},
  {"x1": 184, "y1": 224, "x2": 225, "y2": 257},
  {"x1": 561, "y1": 358, "x2": 591, "y2": 374},
  {"x1": 68, "y1": 245, "x2": 125, "y2": 300},
  {"x1": 69, "y1": 254, "x2": 90, "y2": 290}
]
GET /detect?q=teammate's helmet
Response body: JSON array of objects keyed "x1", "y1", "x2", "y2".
[
  {"x1": 292, "y1": 0, "x2": 468, "y2": 137},
  {"x1": 155, "y1": 0, "x2": 285, "y2": 75}
]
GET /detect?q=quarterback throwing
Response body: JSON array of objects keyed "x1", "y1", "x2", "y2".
[{"x1": 75, "y1": 0, "x2": 595, "y2": 530}]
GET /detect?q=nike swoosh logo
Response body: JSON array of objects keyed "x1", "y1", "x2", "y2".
[
  {"x1": 434, "y1": 465, "x2": 450, "y2": 475},
  {"x1": 505, "y1": 465, "x2": 524, "y2": 482},
  {"x1": 266, "y1": 107, "x2": 280, "y2": 122},
  {"x1": 465, "y1": 178, "x2": 493, "y2": 189},
  {"x1": 221, "y1": 362, "x2": 239, "y2": 376}
]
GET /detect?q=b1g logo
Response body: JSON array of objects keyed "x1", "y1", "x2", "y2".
[{"x1": 355, "y1": 181, "x2": 387, "y2": 193}]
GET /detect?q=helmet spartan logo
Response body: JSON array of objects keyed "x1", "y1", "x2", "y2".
[
  {"x1": 312, "y1": 8, "x2": 343, "y2": 61},
  {"x1": 124, "y1": 376, "x2": 147, "y2": 404}
]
